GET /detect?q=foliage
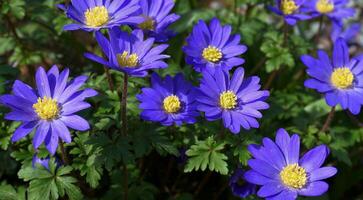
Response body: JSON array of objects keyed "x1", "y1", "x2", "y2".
[{"x1": 0, "y1": 0, "x2": 363, "y2": 199}]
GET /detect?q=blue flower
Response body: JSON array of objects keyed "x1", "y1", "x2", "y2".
[
  {"x1": 302, "y1": 0, "x2": 355, "y2": 26},
  {"x1": 59, "y1": 0, "x2": 143, "y2": 32},
  {"x1": 32, "y1": 154, "x2": 51, "y2": 170},
  {"x1": 301, "y1": 38, "x2": 363, "y2": 115},
  {"x1": 183, "y1": 18, "x2": 247, "y2": 73},
  {"x1": 0, "y1": 66, "x2": 97, "y2": 155},
  {"x1": 197, "y1": 67, "x2": 269, "y2": 134},
  {"x1": 85, "y1": 28, "x2": 169, "y2": 77},
  {"x1": 230, "y1": 168, "x2": 256, "y2": 198},
  {"x1": 137, "y1": 0, "x2": 180, "y2": 42},
  {"x1": 269, "y1": 0, "x2": 311, "y2": 25},
  {"x1": 137, "y1": 73, "x2": 199, "y2": 126},
  {"x1": 331, "y1": 22, "x2": 361, "y2": 43},
  {"x1": 245, "y1": 128, "x2": 337, "y2": 199}
]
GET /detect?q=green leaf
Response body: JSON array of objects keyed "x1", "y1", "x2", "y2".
[
  {"x1": 0, "y1": 184, "x2": 25, "y2": 200},
  {"x1": 184, "y1": 137, "x2": 228, "y2": 175},
  {"x1": 261, "y1": 31, "x2": 295, "y2": 72},
  {"x1": 18, "y1": 159, "x2": 83, "y2": 200}
]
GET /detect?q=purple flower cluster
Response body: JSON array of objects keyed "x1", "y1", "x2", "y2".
[
  {"x1": 0, "y1": 1, "x2": 343, "y2": 199},
  {"x1": 269, "y1": 0, "x2": 355, "y2": 26}
]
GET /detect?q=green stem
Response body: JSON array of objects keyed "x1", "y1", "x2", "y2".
[
  {"x1": 314, "y1": 16, "x2": 324, "y2": 45},
  {"x1": 320, "y1": 106, "x2": 335, "y2": 133},
  {"x1": 120, "y1": 73, "x2": 129, "y2": 200},
  {"x1": 59, "y1": 142, "x2": 69, "y2": 165}
]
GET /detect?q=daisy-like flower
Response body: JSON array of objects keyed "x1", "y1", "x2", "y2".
[
  {"x1": 244, "y1": 128, "x2": 337, "y2": 199},
  {"x1": 85, "y1": 28, "x2": 169, "y2": 77},
  {"x1": 59, "y1": 0, "x2": 143, "y2": 32},
  {"x1": 197, "y1": 67, "x2": 269, "y2": 134},
  {"x1": 331, "y1": 22, "x2": 361, "y2": 43},
  {"x1": 229, "y1": 168, "x2": 256, "y2": 198},
  {"x1": 301, "y1": 38, "x2": 363, "y2": 115},
  {"x1": 269, "y1": 0, "x2": 311, "y2": 25},
  {"x1": 302, "y1": 0, "x2": 355, "y2": 26},
  {"x1": 182, "y1": 18, "x2": 247, "y2": 73},
  {"x1": 137, "y1": 0, "x2": 180, "y2": 42},
  {"x1": 0, "y1": 66, "x2": 97, "y2": 155},
  {"x1": 137, "y1": 73, "x2": 199, "y2": 126}
]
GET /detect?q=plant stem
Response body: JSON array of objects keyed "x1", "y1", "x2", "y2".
[
  {"x1": 314, "y1": 16, "x2": 324, "y2": 45},
  {"x1": 264, "y1": 23, "x2": 289, "y2": 89},
  {"x1": 104, "y1": 67, "x2": 115, "y2": 92},
  {"x1": 59, "y1": 142, "x2": 69, "y2": 165},
  {"x1": 320, "y1": 106, "x2": 335, "y2": 133},
  {"x1": 121, "y1": 73, "x2": 128, "y2": 136},
  {"x1": 195, "y1": 171, "x2": 212, "y2": 196},
  {"x1": 120, "y1": 72, "x2": 129, "y2": 200}
]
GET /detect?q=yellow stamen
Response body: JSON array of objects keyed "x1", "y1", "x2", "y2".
[
  {"x1": 219, "y1": 91, "x2": 237, "y2": 110},
  {"x1": 331, "y1": 67, "x2": 354, "y2": 89},
  {"x1": 202, "y1": 46, "x2": 223, "y2": 63},
  {"x1": 139, "y1": 17, "x2": 155, "y2": 30},
  {"x1": 33, "y1": 97, "x2": 59, "y2": 120},
  {"x1": 163, "y1": 95, "x2": 181, "y2": 113},
  {"x1": 316, "y1": 0, "x2": 334, "y2": 14},
  {"x1": 84, "y1": 6, "x2": 109, "y2": 27},
  {"x1": 117, "y1": 51, "x2": 139, "y2": 67},
  {"x1": 280, "y1": 164, "x2": 307, "y2": 189},
  {"x1": 281, "y1": 0, "x2": 298, "y2": 15}
]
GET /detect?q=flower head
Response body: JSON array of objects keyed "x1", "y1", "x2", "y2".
[
  {"x1": 244, "y1": 128, "x2": 337, "y2": 199},
  {"x1": 137, "y1": 0, "x2": 180, "y2": 42},
  {"x1": 137, "y1": 73, "x2": 199, "y2": 126},
  {"x1": 0, "y1": 66, "x2": 97, "y2": 155},
  {"x1": 301, "y1": 38, "x2": 363, "y2": 115},
  {"x1": 331, "y1": 22, "x2": 361, "y2": 43},
  {"x1": 302, "y1": 0, "x2": 355, "y2": 26},
  {"x1": 229, "y1": 168, "x2": 256, "y2": 198},
  {"x1": 269, "y1": 0, "x2": 311, "y2": 25},
  {"x1": 32, "y1": 154, "x2": 51, "y2": 170},
  {"x1": 197, "y1": 67, "x2": 269, "y2": 134},
  {"x1": 85, "y1": 28, "x2": 169, "y2": 77},
  {"x1": 183, "y1": 18, "x2": 247, "y2": 73},
  {"x1": 59, "y1": 0, "x2": 143, "y2": 32}
]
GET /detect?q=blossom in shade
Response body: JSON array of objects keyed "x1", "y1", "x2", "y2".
[
  {"x1": 331, "y1": 22, "x2": 361, "y2": 43},
  {"x1": 137, "y1": 73, "x2": 199, "y2": 126},
  {"x1": 302, "y1": 0, "x2": 355, "y2": 26},
  {"x1": 59, "y1": 0, "x2": 143, "y2": 32},
  {"x1": 32, "y1": 154, "x2": 51, "y2": 170},
  {"x1": 85, "y1": 28, "x2": 169, "y2": 77},
  {"x1": 182, "y1": 18, "x2": 247, "y2": 73},
  {"x1": 244, "y1": 128, "x2": 337, "y2": 199},
  {"x1": 268, "y1": 0, "x2": 310, "y2": 25},
  {"x1": 0, "y1": 66, "x2": 97, "y2": 155},
  {"x1": 301, "y1": 38, "x2": 363, "y2": 115},
  {"x1": 197, "y1": 67, "x2": 269, "y2": 134},
  {"x1": 229, "y1": 168, "x2": 256, "y2": 198},
  {"x1": 137, "y1": 0, "x2": 180, "y2": 42}
]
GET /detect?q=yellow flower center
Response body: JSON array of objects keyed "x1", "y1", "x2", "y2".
[
  {"x1": 281, "y1": 0, "x2": 298, "y2": 15},
  {"x1": 316, "y1": 0, "x2": 334, "y2": 14},
  {"x1": 280, "y1": 164, "x2": 307, "y2": 189},
  {"x1": 139, "y1": 17, "x2": 155, "y2": 30},
  {"x1": 33, "y1": 97, "x2": 59, "y2": 120},
  {"x1": 219, "y1": 91, "x2": 237, "y2": 110},
  {"x1": 331, "y1": 67, "x2": 354, "y2": 89},
  {"x1": 163, "y1": 95, "x2": 181, "y2": 113},
  {"x1": 117, "y1": 51, "x2": 139, "y2": 68},
  {"x1": 202, "y1": 46, "x2": 223, "y2": 63},
  {"x1": 84, "y1": 6, "x2": 109, "y2": 27}
]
